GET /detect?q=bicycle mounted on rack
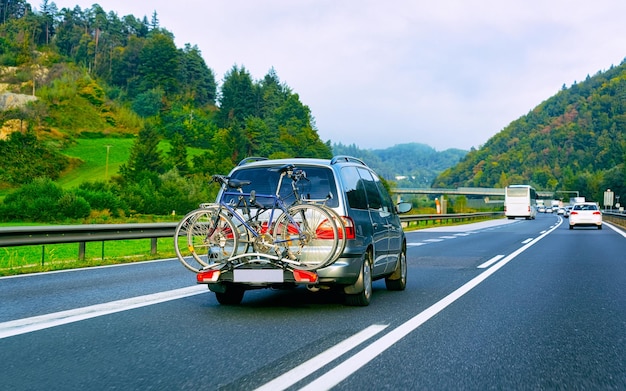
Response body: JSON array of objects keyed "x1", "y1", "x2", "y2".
[{"x1": 174, "y1": 164, "x2": 345, "y2": 275}]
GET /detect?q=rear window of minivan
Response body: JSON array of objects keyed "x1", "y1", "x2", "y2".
[{"x1": 226, "y1": 166, "x2": 339, "y2": 207}]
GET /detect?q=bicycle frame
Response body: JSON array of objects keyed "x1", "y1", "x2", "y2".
[
  {"x1": 218, "y1": 190, "x2": 296, "y2": 240},
  {"x1": 214, "y1": 169, "x2": 308, "y2": 247}
]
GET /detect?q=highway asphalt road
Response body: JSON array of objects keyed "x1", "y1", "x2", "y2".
[{"x1": 1, "y1": 213, "x2": 625, "y2": 390}]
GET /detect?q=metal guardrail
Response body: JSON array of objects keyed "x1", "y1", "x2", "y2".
[
  {"x1": 0, "y1": 223, "x2": 178, "y2": 260},
  {"x1": 602, "y1": 211, "x2": 626, "y2": 228},
  {"x1": 400, "y1": 212, "x2": 503, "y2": 228}
]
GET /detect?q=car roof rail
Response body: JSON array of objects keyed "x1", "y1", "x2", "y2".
[
  {"x1": 330, "y1": 155, "x2": 368, "y2": 166},
  {"x1": 238, "y1": 157, "x2": 268, "y2": 166}
]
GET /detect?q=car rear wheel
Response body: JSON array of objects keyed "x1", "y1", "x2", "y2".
[
  {"x1": 345, "y1": 251, "x2": 372, "y2": 306},
  {"x1": 215, "y1": 284, "x2": 245, "y2": 305},
  {"x1": 385, "y1": 250, "x2": 407, "y2": 291}
]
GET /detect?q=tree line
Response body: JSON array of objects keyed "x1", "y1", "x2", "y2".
[{"x1": 0, "y1": 1, "x2": 332, "y2": 222}]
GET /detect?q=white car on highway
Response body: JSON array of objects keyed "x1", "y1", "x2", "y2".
[{"x1": 569, "y1": 202, "x2": 602, "y2": 230}]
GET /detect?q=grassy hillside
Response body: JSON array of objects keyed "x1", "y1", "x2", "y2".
[
  {"x1": 57, "y1": 138, "x2": 208, "y2": 189},
  {"x1": 59, "y1": 138, "x2": 134, "y2": 188}
]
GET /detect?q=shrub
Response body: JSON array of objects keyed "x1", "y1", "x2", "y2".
[{"x1": 58, "y1": 193, "x2": 91, "y2": 219}]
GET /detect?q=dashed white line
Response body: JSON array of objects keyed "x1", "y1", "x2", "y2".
[
  {"x1": 477, "y1": 254, "x2": 505, "y2": 269},
  {"x1": 522, "y1": 238, "x2": 533, "y2": 244}
]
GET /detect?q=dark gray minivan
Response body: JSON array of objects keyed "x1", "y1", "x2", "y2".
[{"x1": 201, "y1": 156, "x2": 411, "y2": 306}]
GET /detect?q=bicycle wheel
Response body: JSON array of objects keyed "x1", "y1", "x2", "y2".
[
  {"x1": 174, "y1": 208, "x2": 209, "y2": 272},
  {"x1": 273, "y1": 204, "x2": 339, "y2": 270},
  {"x1": 174, "y1": 207, "x2": 239, "y2": 272},
  {"x1": 320, "y1": 205, "x2": 347, "y2": 262}
]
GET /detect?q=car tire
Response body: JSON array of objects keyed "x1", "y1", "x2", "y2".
[
  {"x1": 345, "y1": 251, "x2": 373, "y2": 306},
  {"x1": 569, "y1": 224, "x2": 574, "y2": 230},
  {"x1": 385, "y1": 250, "x2": 407, "y2": 291},
  {"x1": 215, "y1": 284, "x2": 245, "y2": 305},
  {"x1": 598, "y1": 225, "x2": 602, "y2": 230}
]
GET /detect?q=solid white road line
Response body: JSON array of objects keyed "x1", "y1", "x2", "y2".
[
  {"x1": 297, "y1": 217, "x2": 563, "y2": 391},
  {"x1": 253, "y1": 324, "x2": 388, "y2": 391},
  {"x1": 605, "y1": 222, "x2": 626, "y2": 238},
  {"x1": 0, "y1": 285, "x2": 207, "y2": 339}
]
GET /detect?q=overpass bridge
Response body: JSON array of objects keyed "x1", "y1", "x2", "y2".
[{"x1": 391, "y1": 187, "x2": 556, "y2": 198}]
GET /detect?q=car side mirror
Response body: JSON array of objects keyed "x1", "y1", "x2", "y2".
[{"x1": 396, "y1": 202, "x2": 412, "y2": 214}]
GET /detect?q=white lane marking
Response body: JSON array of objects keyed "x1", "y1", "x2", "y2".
[
  {"x1": 439, "y1": 236, "x2": 457, "y2": 239},
  {"x1": 253, "y1": 324, "x2": 388, "y2": 391},
  {"x1": 0, "y1": 285, "x2": 207, "y2": 339},
  {"x1": 522, "y1": 238, "x2": 533, "y2": 244},
  {"x1": 298, "y1": 218, "x2": 563, "y2": 391},
  {"x1": 407, "y1": 242, "x2": 427, "y2": 247},
  {"x1": 477, "y1": 254, "x2": 505, "y2": 269},
  {"x1": 605, "y1": 222, "x2": 626, "y2": 238},
  {"x1": 454, "y1": 233, "x2": 471, "y2": 237},
  {"x1": 423, "y1": 239, "x2": 443, "y2": 243}
]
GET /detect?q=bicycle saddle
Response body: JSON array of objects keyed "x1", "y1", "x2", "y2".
[{"x1": 227, "y1": 179, "x2": 251, "y2": 189}]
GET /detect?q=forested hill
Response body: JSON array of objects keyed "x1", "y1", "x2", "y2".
[
  {"x1": 333, "y1": 143, "x2": 467, "y2": 188},
  {"x1": 0, "y1": 1, "x2": 331, "y2": 188},
  {"x1": 433, "y1": 59, "x2": 626, "y2": 202}
]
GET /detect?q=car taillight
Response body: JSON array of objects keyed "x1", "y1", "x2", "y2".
[
  {"x1": 570, "y1": 211, "x2": 578, "y2": 215},
  {"x1": 341, "y1": 217, "x2": 356, "y2": 240},
  {"x1": 316, "y1": 218, "x2": 337, "y2": 239},
  {"x1": 593, "y1": 211, "x2": 601, "y2": 215},
  {"x1": 197, "y1": 269, "x2": 220, "y2": 283},
  {"x1": 293, "y1": 269, "x2": 318, "y2": 283}
]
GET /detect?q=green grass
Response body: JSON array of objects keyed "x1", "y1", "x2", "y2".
[
  {"x1": 0, "y1": 137, "x2": 210, "y2": 276},
  {"x1": 57, "y1": 137, "x2": 207, "y2": 189},
  {"x1": 59, "y1": 138, "x2": 134, "y2": 188}
]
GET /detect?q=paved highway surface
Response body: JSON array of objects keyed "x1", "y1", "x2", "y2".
[{"x1": 1, "y1": 213, "x2": 625, "y2": 390}]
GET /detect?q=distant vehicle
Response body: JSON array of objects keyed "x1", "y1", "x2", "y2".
[
  {"x1": 538, "y1": 205, "x2": 546, "y2": 213},
  {"x1": 557, "y1": 207, "x2": 566, "y2": 215},
  {"x1": 504, "y1": 185, "x2": 537, "y2": 220},
  {"x1": 564, "y1": 205, "x2": 572, "y2": 218},
  {"x1": 569, "y1": 202, "x2": 602, "y2": 229}
]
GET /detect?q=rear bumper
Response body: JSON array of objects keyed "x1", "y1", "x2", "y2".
[{"x1": 200, "y1": 252, "x2": 364, "y2": 290}]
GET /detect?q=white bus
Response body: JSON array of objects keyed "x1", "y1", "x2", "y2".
[{"x1": 504, "y1": 185, "x2": 538, "y2": 220}]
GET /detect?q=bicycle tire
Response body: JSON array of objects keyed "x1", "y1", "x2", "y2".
[
  {"x1": 273, "y1": 204, "x2": 339, "y2": 270},
  {"x1": 174, "y1": 207, "x2": 239, "y2": 272},
  {"x1": 297, "y1": 201, "x2": 348, "y2": 263},
  {"x1": 317, "y1": 205, "x2": 347, "y2": 262},
  {"x1": 174, "y1": 208, "x2": 209, "y2": 272}
]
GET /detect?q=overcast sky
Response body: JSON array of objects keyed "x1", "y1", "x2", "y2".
[{"x1": 47, "y1": 0, "x2": 626, "y2": 151}]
